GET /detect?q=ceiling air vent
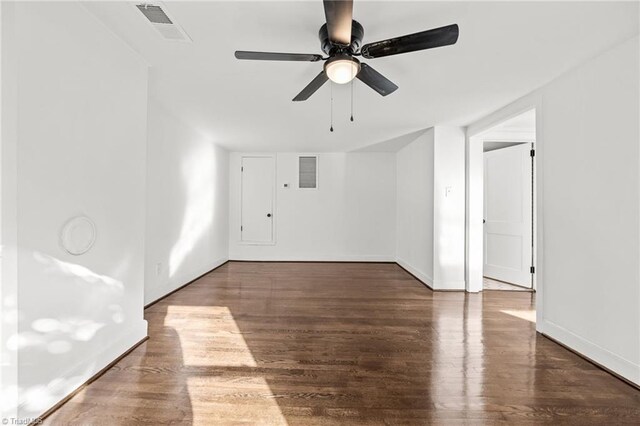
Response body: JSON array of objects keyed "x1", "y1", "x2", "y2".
[
  {"x1": 136, "y1": 5, "x2": 172, "y2": 24},
  {"x1": 136, "y1": 3, "x2": 191, "y2": 42}
]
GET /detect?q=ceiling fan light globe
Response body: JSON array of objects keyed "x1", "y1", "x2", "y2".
[{"x1": 325, "y1": 57, "x2": 360, "y2": 84}]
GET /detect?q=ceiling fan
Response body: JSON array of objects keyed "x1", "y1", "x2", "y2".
[{"x1": 235, "y1": 0, "x2": 459, "y2": 102}]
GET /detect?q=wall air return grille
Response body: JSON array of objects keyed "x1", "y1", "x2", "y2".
[
  {"x1": 136, "y1": 3, "x2": 191, "y2": 42},
  {"x1": 299, "y1": 156, "x2": 318, "y2": 189}
]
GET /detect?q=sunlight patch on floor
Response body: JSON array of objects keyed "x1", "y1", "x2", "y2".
[
  {"x1": 501, "y1": 309, "x2": 536, "y2": 323},
  {"x1": 187, "y1": 376, "x2": 288, "y2": 425},
  {"x1": 166, "y1": 304, "x2": 287, "y2": 423},
  {"x1": 165, "y1": 305, "x2": 258, "y2": 367}
]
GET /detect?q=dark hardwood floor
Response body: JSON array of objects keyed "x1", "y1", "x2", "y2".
[{"x1": 45, "y1": 262, "x2": 640, "y2": 424}]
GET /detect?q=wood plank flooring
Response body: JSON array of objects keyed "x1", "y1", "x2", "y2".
[
  {"x1": 44, "y1": 262, "x2": 640, "y2": 425},
  {"x1": 483, "y1": 277, "x2": 531, "y2": 292}
]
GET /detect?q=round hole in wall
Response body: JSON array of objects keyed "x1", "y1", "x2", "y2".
[{"x1": 60, "y1": 216, "x2": 96, "y2": 256}]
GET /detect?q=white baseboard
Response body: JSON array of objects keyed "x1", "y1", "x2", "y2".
[
  {"x1": 20, "y1": 320, "x2": 148, "y2": 420},
  {"x1": 170, "y1": 257, "x2": 228, "y2": 288},
  {"x1": 396, "y1": 258, "x2": 433, "y2": 289},
  {"x1": 228, "y1": 255, "x2": 395, "y2": 262},
  {"x1": 543, "y1": 319, "x2": 640, "y2": 386},
  {"x1": 145, "y1": 257, "x2": 228, "y2": 306}
]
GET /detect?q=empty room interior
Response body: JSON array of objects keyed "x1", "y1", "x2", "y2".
[{"x1": 1, "y1": 1, "x2": 639, "y2": 424}]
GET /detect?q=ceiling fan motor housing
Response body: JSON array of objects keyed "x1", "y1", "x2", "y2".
[{"x1": 319, "y1": 20, "x2": 364, "y2": 55}]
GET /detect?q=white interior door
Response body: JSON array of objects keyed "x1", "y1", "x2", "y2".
[
  {"x1": 483, "y1": 144, "x2": 533, "y2": 287},
  {"x1": 241, "y1": 156, "x2": 275, "y2": 243}
]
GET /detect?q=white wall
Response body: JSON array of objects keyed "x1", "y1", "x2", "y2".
[
  {"x1": 229, "y1": 152, "x2": 396, "y2": 261},
  {"x1": 466, "y1": 131, "x2": 485, "y2": 293},
  {"x1": 433, "y1": 127, "x2": 466, "y2": 290},
  {"x1": 467, "y1": 36, "x2": 640, "y2": 384},
  {"x1": 12, "y1": 3, "x2": 149, "y2": 418},
  {"x1": 396, "y1": 127, "x2": 466, "y2": 290},
  {"x1": 145, "y1": 99, "x2": 229, "y2": 305},
  {"x1": 396, "y1": 130, "x2": 434, "y2": 285},
  {"x1": 1, "y1": 2, "x2": 19, "y2": 419},
  {"x1": 541, "y1": 36, "x2": 639, "y2": 384}
]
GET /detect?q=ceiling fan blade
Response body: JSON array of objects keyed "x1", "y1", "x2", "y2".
[
  {"x1": 360, "y1": 24, "x2": 459, "y2": 59},
  {"x1": 323, "y1": 0, "x2": 353, "y2": 46},
  {"x1": 235, "y1": 51, "x2": 323, "y2": 62},
  {"x1": 293, "y1": 71, "x2": 329, "y2": 101},
  {"x1": 356, "y1": 63, "x2": 398, "y2": 96}
]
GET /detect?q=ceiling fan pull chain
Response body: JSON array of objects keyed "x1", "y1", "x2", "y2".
[
  {"x1": 350, "y1": 73, "x2": 354, "y2": 122},
  {"x1": 330, "y1": 81, "x2": 334, "y2": 132}
]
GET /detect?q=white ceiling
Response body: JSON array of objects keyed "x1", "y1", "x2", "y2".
[{"x1": 84, "y1": 1, "x2": 638, "y2": 152}]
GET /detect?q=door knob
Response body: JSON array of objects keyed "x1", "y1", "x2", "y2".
[{"x1": 267, "y1": 213, "x2": 272, "y2": 218}]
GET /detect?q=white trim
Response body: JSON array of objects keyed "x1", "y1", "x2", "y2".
[
  {"x1": 230, "y1": 255, "x2": 395, "y2": 263},
  {"x1": 543, "y1": 319, "x2": 640, "y2": 386},
  {"x1": 533, "y1": 103, "x2": 544, "y2": 326},
  {"x1": 170, "y1": 257, "x2": 228, "y2": 287},
  {"x1": 145, "y1": 257, "x2": 229, "y2": 306},
  {"x1": 478, "y1": 129, "x2": 535, "y2": 142},
  {"x1": 396, "y1": 258, "x2": 433, "y2": 289}
]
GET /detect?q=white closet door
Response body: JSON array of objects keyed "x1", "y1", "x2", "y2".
[
  {"x1": 241, "y1": 156, "x2": 275, "y2": 243},
  {"x1": 483, "y1": 144, "x2": 532, "y2": 287}
]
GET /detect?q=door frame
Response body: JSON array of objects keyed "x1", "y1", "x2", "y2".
[
  {"x1": 465, "y1": 94, "x2": 544, "y2": 331},
  {"x1": 239, "y1": 154, "x2": 277, "y2": 246}
]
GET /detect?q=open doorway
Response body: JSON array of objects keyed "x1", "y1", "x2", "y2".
[
  {"x1": 483, "y1": 142, "x2": 534, "y2": 291},
  {"x1": 474, "y1": 109, "x2": 536, "y2": 292}
]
